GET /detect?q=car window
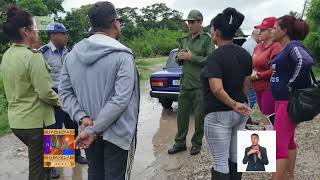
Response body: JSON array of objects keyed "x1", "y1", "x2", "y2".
[{"x1": 166, "y1": 51, "x2": 179, "y2": 67}]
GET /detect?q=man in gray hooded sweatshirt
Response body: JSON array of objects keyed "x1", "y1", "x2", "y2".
[{"x1": 58, "y1": 1, "x2": 139, "y2": 180}]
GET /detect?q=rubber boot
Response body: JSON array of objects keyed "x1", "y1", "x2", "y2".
[{"x1": 229, "y1": 161, "x2": 242, "y2": 180}]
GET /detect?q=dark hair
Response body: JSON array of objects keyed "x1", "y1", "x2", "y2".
[
  {"x1": 277, "y1": 15, "x2": 309, "y2": 41},
  {"x1": 210, "y1": 7, "x2": 244, "y2": 40},
  {"x1": 88, "y1": 1, "x2": 117, "y2": 32},
  {"x1": 251, "y1": 133, "x2": 259, "y2": 138},
  {"x1": 2, "y1": 4, "x2": 33, "y2": 41}
]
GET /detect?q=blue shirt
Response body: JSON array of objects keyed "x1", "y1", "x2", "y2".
[
  {"x1": 39, "y1": 42, "x2": 69, "y2": 89},
  {"x1": 271, "y1": 41, "x2": 313, "y2": 100}
]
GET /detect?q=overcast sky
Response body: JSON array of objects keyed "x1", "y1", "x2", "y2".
[{"x1": 62, "y1": 0, "x2": 306, "y2": 34}]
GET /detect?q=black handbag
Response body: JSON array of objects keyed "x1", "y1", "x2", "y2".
[{"x1": 287, "y1": 70, "x2": 320, "y2": 124}]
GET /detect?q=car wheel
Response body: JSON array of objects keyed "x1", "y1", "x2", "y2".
[{"x1": 159, "y1": 99, "x2": 173, "y2": 109}]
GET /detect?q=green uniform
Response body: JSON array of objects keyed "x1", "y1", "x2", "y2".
[
  {"x1": 175, "y1": 32, "x2": 213, "y2": 148},
  {"x1": 1, "y1": 43, "x2": 59, "y2": 129}
]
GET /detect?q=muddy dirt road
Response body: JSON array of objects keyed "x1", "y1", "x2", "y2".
[{"x1": 0, "y1": 63, "x2": 320, "y2": 180}]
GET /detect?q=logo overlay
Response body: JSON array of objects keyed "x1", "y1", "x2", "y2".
[{"x1": 44, "y1": 129, "x2": 75, "y2": 168}]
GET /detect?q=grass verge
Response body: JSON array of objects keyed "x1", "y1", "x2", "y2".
[{"x1": 136, "y1": 56, "x2": 167, "y2": 80}]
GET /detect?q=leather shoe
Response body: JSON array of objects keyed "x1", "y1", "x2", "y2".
[
  {"x1": 168, "y1": 145, "x2": 187, "y2": 155},
  {"x1": 190, "y1": 146, "x2": 201, "y2": 155}
]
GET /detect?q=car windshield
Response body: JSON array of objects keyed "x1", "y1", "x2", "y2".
[{"x1": 166, "y1": 51, "x2": 179, "y2": 67}]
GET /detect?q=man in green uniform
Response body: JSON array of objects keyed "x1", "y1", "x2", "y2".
[{"x1": 168, "y1": 10, "x2": 213, "y2": 155}]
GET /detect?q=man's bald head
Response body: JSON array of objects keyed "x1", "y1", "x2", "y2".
[{"x1": 251, "y1": 29, "x2": 260, "y2": 42}]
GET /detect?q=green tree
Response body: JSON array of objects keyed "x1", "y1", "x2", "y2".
[
  {"x1": 43, "y1": 0, "x2": 65, "y2": 16},
  {"x1": 159, "y1": 10, "x2": 187, "y2": 31},
  {"x1": 117, "y1": 4, "x2": 186, "y2": 41},
  {"x1": 17, "y1": 0, "x2": 48, "y2": 16},
  {"x1": 117, "y1": 7, "x2": 145, "y2": 40},
  {"x1": 141, "y1": 3, "x2": 170, "y2": 29},
  {"x1": 63, "y1": 4, "x2": 91, "y2": 46},
  {"x1": 140, "y1": 3, "x2": 186, "y2": 31},
  {"x1": 305, "y1": 0, "x2": 320, "y2": 64},
  {"x1": 0, "y1": 0, "x2": 65, "y2": 53},
  {"x1": 117, "y1": 7, "x2": 140, "y2": 27},
  {"x1": 0, "y1": 0, "x2": 64, "y2": 15}
]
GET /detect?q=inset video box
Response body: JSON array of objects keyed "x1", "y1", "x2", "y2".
[{"x1": 44, "y1": 129, "x2": 75, "y2": 168}]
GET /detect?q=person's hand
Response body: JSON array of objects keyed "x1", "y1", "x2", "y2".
[
  {"x1": 233, "y1": 102, "x2": 252, "y2": 116},
  {"x1": 247, "y1": 148, "x2": 257, "y2": 155},
  {"x1": 81, "y1": 117, "x2": 94, "y2": 129},
  {"x1": 257, "y1": 149, "x2": 262, "y2": 159},
  {"x1": 177, "y1": 49, "x2": 192, "y2": 61},
  {"x1": 75, "y1": 131, "x2": 96, "y2": 150},
  {"x1": 251, "y1": 70, "x2": 259, "y2": 80}
]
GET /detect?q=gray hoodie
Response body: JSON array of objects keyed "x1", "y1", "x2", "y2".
[{"x1": 58, "y1": 34, "x2": 139, "y2": 150}]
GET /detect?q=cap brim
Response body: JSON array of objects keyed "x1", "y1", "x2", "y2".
[
  {"x1": 47, "y1": 30, "x2": 68, "y2": 33},
  {"x1": 184, "y1": 18, "x2": 201, "y2": 21},
  {"x1": 254, "y1": 24, "x2": 273, "y2": 30},
  {"x1": 254, "y1": 25, "x2": 266, "y2": 29}
]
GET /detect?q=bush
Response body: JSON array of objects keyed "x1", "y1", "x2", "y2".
[
  {"x1": 304, "y1": 31, "x2": 320, "y2": 65},
  {"x1": 122, "y1": 28, "x2": 184, "y2": 58},
  {"x1": 142, "y1": 45, "x2": 153, "y2": 57},
  {"x1": 305, "y1": 0, "x2": 320, "y2": 65}
]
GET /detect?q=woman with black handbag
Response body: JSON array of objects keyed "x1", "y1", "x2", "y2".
[{"x1": 270, "y1": 15, "x2": 313, "y2": 180}]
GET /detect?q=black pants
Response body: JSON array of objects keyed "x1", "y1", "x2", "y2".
[
  {"x1": 53, "y1": 88, "x2": 81, "y2": 156},
  {"x1": 85, "y1": 138, "x2": 129, "y2": 180},
  {"x1": 12, "y1": 125, "x2": 54, "y2": 180},
  {"x1": 54, "y1": 108, "x2": 81, "y2": 156}
]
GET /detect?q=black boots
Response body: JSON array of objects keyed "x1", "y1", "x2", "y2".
[
  {"x1": 211, "y1": 161, "x2": 242, "y2": 180},
  {"x1": 211, "y1": 168, "x2": 230, "y2": 180},
  {"x1": 229, "y1": 161, "x2": 242, "y2": 180},
  {"x1": 168, "y1": 144, "x2": 187, "y2": 154},
  {"x1": 190, "y1": 146, "x2": 201, "y2": 155}
]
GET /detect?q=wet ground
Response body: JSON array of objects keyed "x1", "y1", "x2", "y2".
[{"x1": 1, "y1": 63, "x2": 320, "y2": 180}]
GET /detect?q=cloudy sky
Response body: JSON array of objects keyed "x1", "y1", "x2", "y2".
[{"x1": 62, "y1": 0, "x2": 306, "y2": 34}]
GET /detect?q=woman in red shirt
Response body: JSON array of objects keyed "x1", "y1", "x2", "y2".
[{"x1": 252, "y1": 17, "x2": 282, "y2": 129}]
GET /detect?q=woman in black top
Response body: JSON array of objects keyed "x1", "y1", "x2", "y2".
[{"x1": 202, "y1": 8, "x2": 252, "y2": 180}]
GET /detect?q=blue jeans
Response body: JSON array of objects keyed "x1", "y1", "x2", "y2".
[
  {"x1": 84, "y1": 138, "x2": 130, "y2": 180},
  {"x1": 205, "y1": 111, "x2": 248, "y2": 174}
]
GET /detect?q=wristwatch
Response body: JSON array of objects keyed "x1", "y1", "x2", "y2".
[{"x1": 79, "y1": 116, "x2": 89, "y2": 125}]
